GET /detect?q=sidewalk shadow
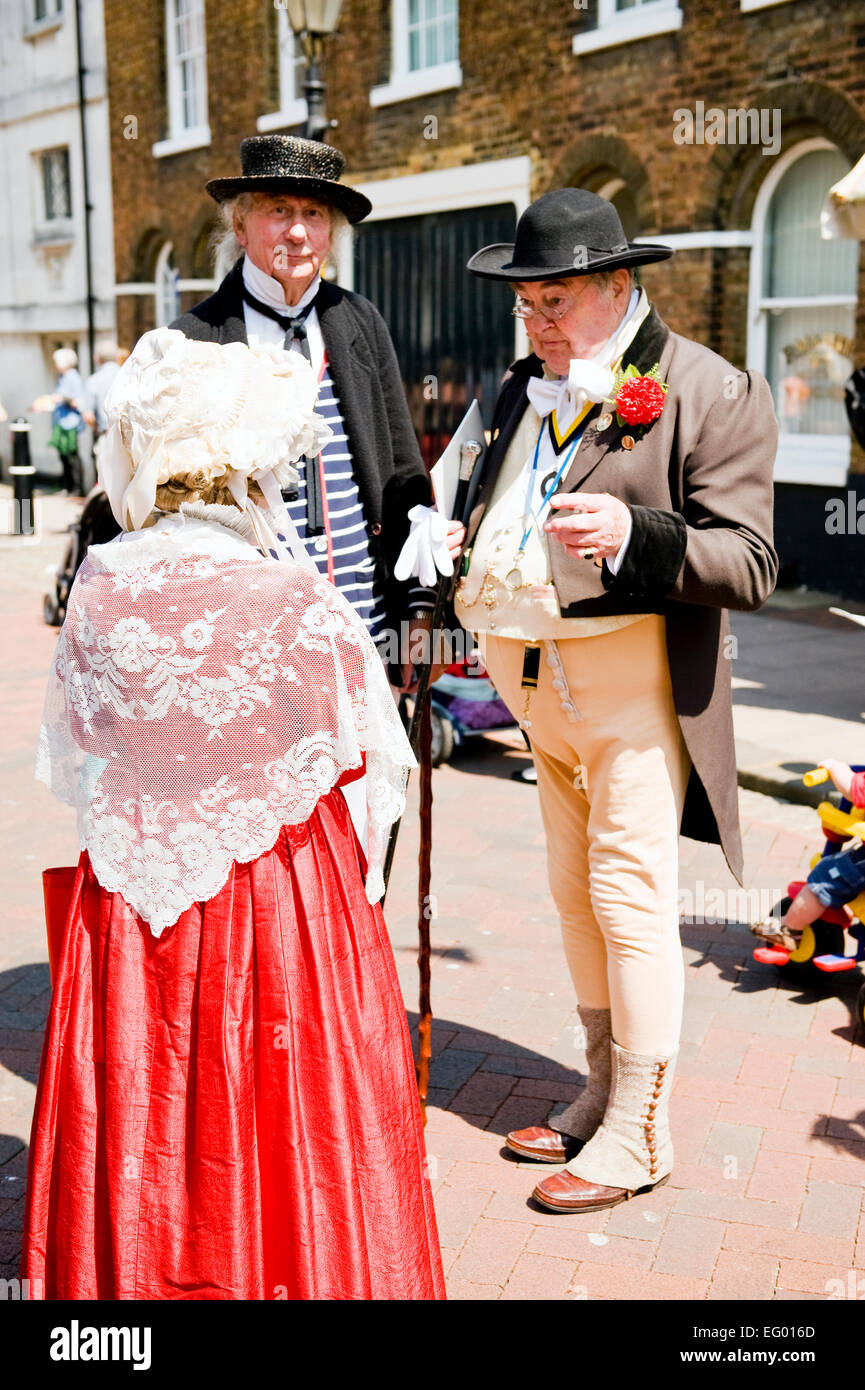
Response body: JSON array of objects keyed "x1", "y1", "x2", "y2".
[
  {"x1": 681, "y1": 918, "x2": 864, "y2": 1050},
  {"x1": 0, "y1": 962, "x2": 48, "y2": 1279},
  {"x1": 0, "y1": 961, "x2": 51, "y2": 1087},
  {"x1": 404, "y1": 1008, "x2": 584, "y2": 1128},
  {"x1": 440, "y1": 736, "x2": 536, "y2": 783}
]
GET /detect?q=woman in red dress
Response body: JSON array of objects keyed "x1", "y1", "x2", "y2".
[{"x1": 21, "y1": 329, "x2": 445, "y2": 1300}]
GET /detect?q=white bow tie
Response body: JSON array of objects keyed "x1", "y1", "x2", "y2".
[{"x1": 526, "y1": 359, "x2": 614, "y2": 431}]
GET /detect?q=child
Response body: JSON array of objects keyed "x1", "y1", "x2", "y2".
[{"x1": 752, "y1": 759, "x2": 865, "y2": 951}]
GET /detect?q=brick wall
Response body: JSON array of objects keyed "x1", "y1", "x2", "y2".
[{"x1": 106, "y1": 0, "x2": 865, "y2": 459}]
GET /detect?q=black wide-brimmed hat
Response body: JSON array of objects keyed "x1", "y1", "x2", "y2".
[
  {"x1": 206, "y1": 135, "x2": 372, "y2": 224},
  {"x1": 466, "y1": 188, "x2": 673, "y2": 281}
]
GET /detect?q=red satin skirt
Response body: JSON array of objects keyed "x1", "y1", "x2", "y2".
[{"x1": 21, "y1": 786, "x2": 445, "y2": 1300}]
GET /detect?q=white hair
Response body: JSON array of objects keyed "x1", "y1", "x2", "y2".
[
  {"x1": 210, "y1": 194, "x2": 352, "y2": 284},
  {"x1": 53, "y1": 347, "x2": 78, "y2": 372}
]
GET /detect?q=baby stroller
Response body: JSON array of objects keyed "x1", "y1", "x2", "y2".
[
  {"x1": 405, "y1": 655, "x2": 517, "y2": 767},
  {"x1": 43, "y1": 487, "x2": 121, "y2": 626}
]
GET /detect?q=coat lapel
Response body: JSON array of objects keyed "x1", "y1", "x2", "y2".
[
  {"x1": 215, "y1": 261, "x2": 249, "y2": 346},
  {"x1": 560, "y1": 306, "x2": 671, "y2": 494},
  {"x1": 466, "y1": 357, "x2": 541, "y2": 545}
]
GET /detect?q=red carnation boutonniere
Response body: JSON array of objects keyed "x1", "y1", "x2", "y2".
[{"x1": 607, "y1": 362, "x2": 668, "y2": 437}]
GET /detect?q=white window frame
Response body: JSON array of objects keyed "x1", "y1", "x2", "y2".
[
  {"x1": 370, "y1": 0, "x2": 461, "y2": 109},
  {"x1": 31, "y1": 145, "x2": 74, "y2": 247},
  {"x1": 153, "y1": 0, "x2": 210, "y2": 158},
  {"x1": 747, "y1": 137, "x2": 856, "y2": 487},
  {"x1": 39, "y1": 146, "x2": 72, "y2": 222},
  {"x1": 154, "y1": 242, "x2": 180, "y2": 326},
  {"x1": 573, "y1": 0, "x2": 683, "y2": 56},
  {"x1": 23, "y1": 0, "x2": 63, "y2": 39},
  {"x1": 257, "y1": 5, "x2": 307, "y2": 132}
]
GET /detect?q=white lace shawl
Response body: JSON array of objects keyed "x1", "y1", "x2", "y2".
[{"x1": 36, "y1": 514, "x2": 415, "y2": 937}]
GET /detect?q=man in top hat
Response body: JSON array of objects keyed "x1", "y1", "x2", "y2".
[
  {"x1": 453, "y1": 188, "x2": 777, "y2": 1212},
  {"x1": 172, "y1": 134, "x2": 460, "y2": 688}
]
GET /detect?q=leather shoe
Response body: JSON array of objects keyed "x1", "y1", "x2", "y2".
[
  {"x1": 532, "y1": 1169, "x2": 670, "y2": 1213},
  {"x1": 505, "y1": 1126, "x2": 584, "y2": 1163}
]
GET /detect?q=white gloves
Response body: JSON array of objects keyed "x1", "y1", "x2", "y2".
[{"x1": 393, "y1": 505, "x2": 454, "y2": 588}]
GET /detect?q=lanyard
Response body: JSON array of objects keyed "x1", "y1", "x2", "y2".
[{"x1": 518, "y1": 414, "x2": 591, "y2": 553}]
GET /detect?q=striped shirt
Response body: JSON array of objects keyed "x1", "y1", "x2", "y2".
[
  {"x1": 241, "y1": 260, "x2": 434, "y2": 639},
  {"x1": 279, "y1": 364, "x2": 387, "y2": 639}
]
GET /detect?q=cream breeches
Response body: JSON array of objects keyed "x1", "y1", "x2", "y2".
[{"x1": 479, "y1": 615, "x2": 691, "y2": 1056}]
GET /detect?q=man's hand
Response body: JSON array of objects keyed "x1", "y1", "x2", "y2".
[
  {"x1": 446, "y1": 519, "x2": 466, "y2": 561},
  {"x1": 543, "y1": 491, "x2": 630, "y2": 561}
]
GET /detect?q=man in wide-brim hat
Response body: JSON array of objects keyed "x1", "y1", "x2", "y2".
[
  {"x1": 172, "y1": 134, "x2": 460, "y2": 686},
  {"x1": 453, "y1": 188, "x2": 777, "y2": 1212}
]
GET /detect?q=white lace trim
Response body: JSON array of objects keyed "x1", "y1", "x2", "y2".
[{"x1": 36, "y1": 517, "x2": 414, "y2": 936}]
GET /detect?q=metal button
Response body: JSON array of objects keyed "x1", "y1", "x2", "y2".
[{"x1": 622, "y1": 435, "x2": 635, "y2": 451}]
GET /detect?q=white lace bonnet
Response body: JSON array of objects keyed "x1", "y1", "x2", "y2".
[{"x1": 97, "y1": 327, "x2": 331, "y2": 551}]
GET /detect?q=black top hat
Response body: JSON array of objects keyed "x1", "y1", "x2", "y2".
[
  {"x1": 206, "y1": 135, "x2": 372, "y2": 224},
  {"x1": 466, "y1": 188, "x2": 673, "y2": 281}
]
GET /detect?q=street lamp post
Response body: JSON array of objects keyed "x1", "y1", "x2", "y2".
[{"x1": 283, "y1": 0, "x2": 344, "y2": 144}]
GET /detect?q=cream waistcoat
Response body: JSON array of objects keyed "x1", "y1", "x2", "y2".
[{"x1": 456, "y1": 294, "x2": 653, "y2": 641}]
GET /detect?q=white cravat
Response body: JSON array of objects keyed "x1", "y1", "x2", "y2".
[
  {"x1": 526, "y1": 288, "x2": 645, "y2": 431},
  {"x1": 241, "y1": 257, "x2": 325, "y2": 375}
]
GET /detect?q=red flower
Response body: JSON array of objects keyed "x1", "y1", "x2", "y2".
[{"x1": 615, "y1": 375, "x2": 667, "y2": 426}]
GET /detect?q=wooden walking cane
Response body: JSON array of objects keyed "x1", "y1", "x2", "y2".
[{"x1": 382, "y1": 437, "x2": 484, "y2": 1121}]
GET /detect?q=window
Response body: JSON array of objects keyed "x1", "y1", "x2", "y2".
[
  {"x1": 572, "y1": 0, "x2": 683, "y2": 56},
  {"x1": 370, "y1": 0, "x2": 461, "y2": 108},
  {"x1": 41, "y1": 147, "x2": 72, "y2": 221},
  {"x1": 749, "y1": 142, "x2": 859, "y2": 484},
  {"x1": 257, "y1": 3, "x2": 306, "y2": 132},
  {"x1": 155, "y1": 243, "x2": 179, "y2": 327},
  {"x1": 407, "y1": 0, "x2": 458, "y2": 71},
  {"x1": 33, "y1": 0, "x2": 62, "y2": 19},
  {"x1": 154, "y1": 0, "x2": 210, "y2": 155}
]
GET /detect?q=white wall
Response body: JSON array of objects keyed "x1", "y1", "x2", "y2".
[{"x1": 0, "y1": 0, "x2": 116, "y2": 474}]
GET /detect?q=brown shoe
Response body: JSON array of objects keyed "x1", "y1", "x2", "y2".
[
  {"x1": 505, "y1": 1126, "x2": 584, "y2": 1163},
  {"x1": 532, "y1": 1169, "x2": 670, "y2": 1213}
]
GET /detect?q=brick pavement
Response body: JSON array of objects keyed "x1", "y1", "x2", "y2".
[{"x1": 1, "y1": 490, "x2": 864, "y2": 1301}]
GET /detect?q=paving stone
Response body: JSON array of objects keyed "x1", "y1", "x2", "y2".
[
  {"x1": 745, "y1": 1149, "x2": 811, "y2": 1202},
  {"x1": 428, "y1": 1048, "x2": 487, "y2": 1091},
  {"x1": 444, "y1": 1280, "x2": 501, "y2": 1300},
  {"x1": 701, "y1": 1121, "x2": 763, "y2": 1176},
  {"x1": 501, "y1": 1251, "x2": 581, "y2": 1300},
  {"x1": 706, "y1": 1249, "x2": 779, "y2": 1301},
  {"x1": 574, "y1": 1259, "x2": 709, "y2": 1301},
  {"x1": 798, "y1": 1181, "x2": 863, "y2": 1240},
  {"x1": 653, "y1": 1213, "x2": 724, "y2": 1280},
  {"x1": 721, "y1": 1223, "x2": 856, "y2": 1268},
  {"x1": 450, "y1": 1071, "x2": 516, "y2": 1117},
  {"x1": 673, "y1": 1188, "x2": 799, "y2": 1229},
  {"x1": 781, "y1": 1072, "x2": 839, "y2": 1114},
  {"x1": 449, "y1": 1217, "x2": 530, "y2": 1286},
  {"x1": 430, "y1": 1185, "x2": 490, "y2": 1249},
  {"x1": 776, "y1": 1259, "x2": 858, "y2": 1296}
]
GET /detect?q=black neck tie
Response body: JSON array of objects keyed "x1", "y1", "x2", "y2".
[
  {"x1": 241, "y1": 287, "x2": 314, "y2": 361},
  {"x1": 240, "y1": 286, "x2": 322, "y2": 531}
]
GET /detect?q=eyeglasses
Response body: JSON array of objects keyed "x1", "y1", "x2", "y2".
[{"x1": 511, "y1": 295, "x2": 573, "y2": 323}]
